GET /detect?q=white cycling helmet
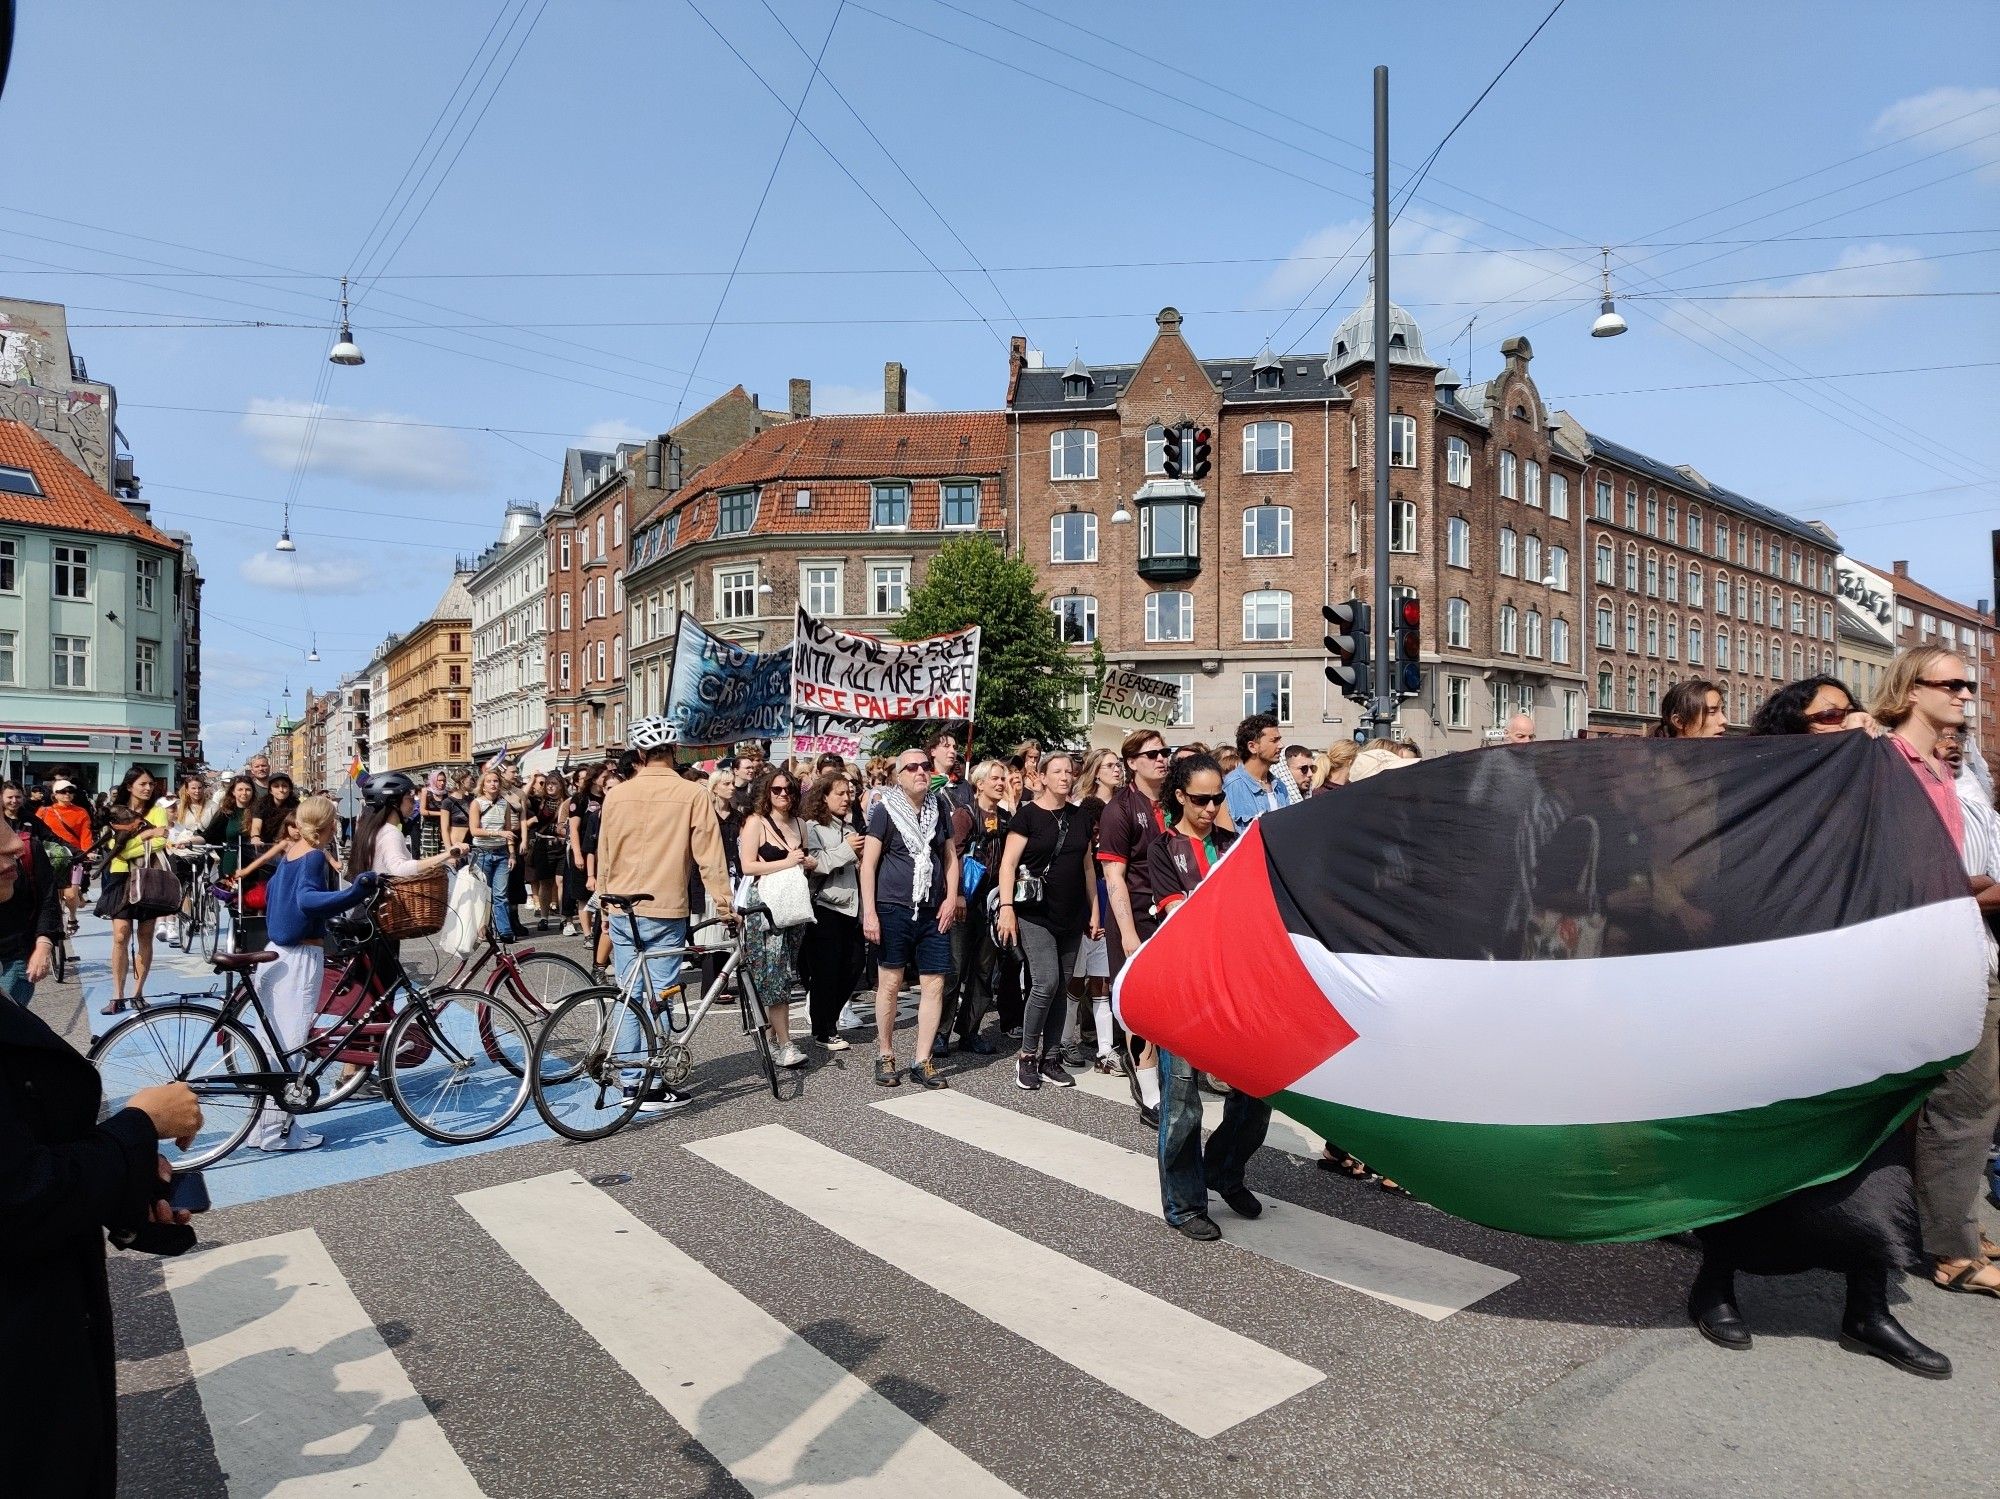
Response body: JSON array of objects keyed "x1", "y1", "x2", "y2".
[{"x1": 628, "y1": 715, "x2": 677, "y2": 751}]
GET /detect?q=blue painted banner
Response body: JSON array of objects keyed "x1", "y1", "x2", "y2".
[{"x1": 664, "y1": 613, "x2": 792, "y2": 745}]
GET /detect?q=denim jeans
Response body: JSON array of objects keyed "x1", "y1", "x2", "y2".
[
  {"x1": 0, "y1": 958, "x2": 32, "y2": 1008},
  {"x1": 610, "y1": 915, "x2": 688, "y2": 1077},
  {"x1": 1156, "y1": 1047, "x2": 1273, "y2": 1226},
  {"x1": 471, "y1": 849, "x2": 516, "y2": 941}
]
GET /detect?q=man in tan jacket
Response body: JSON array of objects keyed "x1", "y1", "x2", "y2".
[{"x1": 594, "y1": 717, "x2": 735, "y2": 1112}]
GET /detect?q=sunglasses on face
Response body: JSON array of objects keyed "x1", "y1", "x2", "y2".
[
  {"x1": 1132, "y1": 747, "x2": 1169, "y2": 761},
  {"x1": 769, "y1": 785, "x2": 793, "y2": 796},
  {"x1": 1917, "y1": 678, "x2": 1976, "y2": 695},
  {"x1": 1182, "y1": 791, "x2": 1225, "y2": 808},
  {"x1": 898, "y1": 762, "x2": 926, "y2": 774},
  {"x1": 1803, "y1": 706, "x2": 1855, "y2": 726}
]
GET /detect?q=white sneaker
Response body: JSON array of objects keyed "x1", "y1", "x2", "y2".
[
  {"x1": 774, "y1": 1041, "x2": 809, "y2": 1068},
  {"x1": 817, "y1": 1033, "x2": 852, "y2": 1052},
  {"x1": 257, "y1": 1130, "x2": 326, "y2": 1153},
  {"x1": 562, "y1": 922, "x2": 578, "y2": 937}
]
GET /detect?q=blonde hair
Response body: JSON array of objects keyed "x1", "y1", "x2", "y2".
[
  {"x1": 1873, "y1": 644, "x2": 1965, "y2": 729},
  {"x1": 295, "y1": 795, "x2": 338, "y2": 845},
  {"x1": 1316, "y1": 741, "x2": 1359, "y2": 787},
  {"x1": 968, "y1": 757, "x2": 1008, "y2": 790}
]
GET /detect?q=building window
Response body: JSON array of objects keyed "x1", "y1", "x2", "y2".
[
  {"x1": 1645, "y1": 551, "x2": 1660, "y2": 598},
  {"x1": 1496, "y1": 605, "x2": 1519, "y2": 655},
  {"x1": 1446, "y1": 674, "x2": 1471, "y2": 727},
  {"x1": 1390, "y1": 500, "x2": 1418, "y2": 553},
  {"x1": 559, "y1": 651, "x2": 571, "y2": 689},
  {"x1": 1791, "y1": 596, "x2": 1805, "y2": 633},
  {"x1": 595, "y1": 578, "x2": 607, "y2": 617},
  {"x1": 1624, "y1": 544, "x2": 1639, "y2": 592},
  {"x1": 1051, "y1": 595, "x2": 1098, "y2": 644},
  {"x1": 1524, "y1": 459, "x2": 1542, "y2": 508},
  {"x1": 1498, "y1": 526, "x2": 1518, "y2": 576},
  {"x1": 52, "y1": 544, "x2": 89, "y2": 600},
  {"x1": 1242, "y1": 590, "x2": 1292, "y2": 642},
  {"x1": 51, "y1": 635, "x2": 87, "y2": 689},
  {"x1": 1595, "y1": 538, "x2": 1614, "y2": 585},
  {"x1": 0, "y1": 629, "x2": 13, "y2": 684},
  {"x1": 1144, "y1": 424, "x2": 1167, "y2": 476},
  {"x1": 449, "y1": 663, "x2": 464, "y2": 686},
  {"x1": 1624, "y1": 483, "x2": 1639, "y2": 530},
  {"x1": 1626, "y1": 671, "x2": 1640, "y2": 714},
  {"x1": 1243, "y1": 421, "x2": 1293, "y2": 473},
  {"x1": 795, "y1": 488, "x2": 812, "y2": 513},
  {"x1": 871, "y1": 483, "x2": 911, "y2": 529},
  {"x1": 613, "y1": 503, "x2": 625, "y2": 549},
  {"x1": 1050, "y1": 511, "x2": 1098, "y2": 563},
  {"x1": 559, "y1": 533, "x2": 571, "y2": 570},
  {"x1": 1594, "y1": 476, "x2": 1612, "y2": 521},
  {"x1": 1717, "y1": 628, "x2": 1732, "y2": 671},
  {"x1": 1645, "y1": 491, "x2": 1659, "y2": 536},
  {"x1": 1665, "y1": 501, "x2": 1679, "y2": 543},
  {"x1": 1160, "y1": 672, "x2": 1196, "y2": 727},
  {"x1": 1141, "y1": 500, "x2": 1197, "y2": 563},
  {"x1": 870, "y1": 563, "x2": 908, "y2": 615},
  {"x1": 1242, "y1": 504, "x2": 1292, "y2": 557},
  {"x1": 942, "y1": 481, "x2": 980, "y2": 528},
  {"x1": 718, "y1": 567, "x2": 757, "y2": 619},
  {"x1": 1051, "y1": 429, "x2": 1098, "y2": 480},
  {"x1": 1597, "y1": 667, "x2": 1613, "y2": 711},
  {"x1": 1550, "y1": 616, "x2": 1571, "y2": 665},
  {"x1": 804, "y1": 564, "x2": 842, "y2": 616},
  {"x1": 1713, "y1": 518, "x2": 1729, "y2": 559},
  {"x1": 1596, "y1": 601, "x2": 1614, "y2": 648},
  {"x1": 1625, "y1": 605, "x2": 1640, "y2": 653},
  {"x1": 1665, "y1": 614, "x2": 1680, "y2": 660},
  {"x1": 135, "y1": 556, "x2": 161, "y2": 610},
  {"x1": 1241, "y1": 671, "x2": 1292, "y2": 724},
  {"x1": 1687, "y1": 564, "x2": 1704, "y2": 609},
  {"x1": 1146, "y1": 591, "x2": 1194, "y2": 642},
  {"x1": 612, "y1": 572, "x2": 623, "y2": 613},
  {"x1": 595, "y1": 517, "x2": 606, "y2": 556},
  {"x1": 665, "y1": 511, "x2": 682, "y2": 550},
  {"x1": 559, "y1": 592, "x2": 571, "y2": 631},
  {"x1": 133, "y1": 639, "x2": 157, "y2": 695},
  {"x1": 1646, "y1": 609, "x2": 1660, "y2": 657},
  {"x1": 1648, "y1": 675, "x2": 1661, "y2": 716},
  {"x1": 1387, "y1": 415, "x2": 1416, "y2": 468},
  {"x1": 1548, "y1": 472, "x2": 1569, "y2": 520},
  {"x1": 1523, "y1": 609, "x2": 1542, "y2": 658},
  {"x1": 1715, "y1": 572, "x2": 1731, "y2": 615},
  {"x1": 1548, "y1": 545, "x2": 1569, "y2": 592},
  {"x1": 1500, "y1": 451, "x2": 1518, "y2": 499},
  {"x1": 1447, "y1": 596, "x2": 1471, "y2": 648},
  {"x1": 1446, "y1": 436, "x2": 1471, "y2": 488},
  {"x1": 717, "y1": 489, "x2": 758, "y2": 536},
  {"x1": 1688, "y1": 621, "x2": 1704, "y2": 665},
  {"x1": 1447, "y1": 516, "x2": 1470, "y2": 568},
  {"x1": 448, "y1": 732, "x2": 463, "y2": 757},
  {"x1": 1523, "y1": 534, "x2": 1543, "y2": 584},
  {"x1": 1687, "y1": 506, "x2": 1702, "y2": 550},
  {"x1": 0, "y1": 464, "x2": 42, "y2": 497}
]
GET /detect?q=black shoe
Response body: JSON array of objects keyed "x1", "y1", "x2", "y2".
[
  {"x1": 963, "y1": 1034, "x2": 998, "y2": 1055},
  {"x1": 1061, "y1": 1042, "x2": 1093, "y2": 1069},
  {"x1": 932, "y1": 1035, "x2": 953, "y2": 1059},
  {"x1": 1015, "y1": 1053, "x2": 1042, "y2": 1091},
  {"x1": 1039, "y1": 1052, "x2": 1076, "y2": 1088},
  {"x1": 873, "y1": 1055, "x2": 902, "y2": 1088},
  {"x1": 907, "y1": 1060, "x2": 949, "y2": 1091},
  {"x1": 1174, "y1": 1214, "x2": 1222, "y2": 1242},
  {"x1": 1688, "y1": 1260, "x2": 1752, "y2": 1351},
  {"x1": 1137, "y1": 1104, "x2": 1160, "y2": 1131},
  {"x1": 625, "y1": 1083, "x2": 691, "y2": 1115},
  {"x1": 1841, "y1": 1269, "x2": 1952, "y2": 1379},
  {"x1": 1218, "y1": 1186, "x2": 1263, "y2": 1219}
]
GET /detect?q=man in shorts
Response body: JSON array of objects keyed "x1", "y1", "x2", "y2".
[{"x1": 860, "y1": 749, "x2": 962, "y2": 1089}]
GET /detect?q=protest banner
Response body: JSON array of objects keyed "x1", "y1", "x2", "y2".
[
  {"x1": 790, "y1": 607, "x2": 980, "y2": 723},
  {"x1": 793, "y1": 730, "x2": 864, "y2": 759},
  {"x1": 663, "y1": 614, "x2": 792, "y2": 745},
  {"x1": 1088, "y1": 667, "x2": 1182, "y2": 748}
]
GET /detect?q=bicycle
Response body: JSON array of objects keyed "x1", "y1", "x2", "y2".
[
  {"x1": 172, "y1": 844, "x2": 225, "y2": 959},
  {"x1": 528, "y1": 894, "x2": 780, "y2": 1141},
  {"x1": 91, "y1": 927, "x2": 538, "y2": 1169}
]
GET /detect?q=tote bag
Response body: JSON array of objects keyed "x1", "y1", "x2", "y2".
[
  {"x1": 755, "y1": 863, "x2": 817, "y2": 929},
  {"x1": 123, "y1": 848, "x2": 185, "y2": 921}
]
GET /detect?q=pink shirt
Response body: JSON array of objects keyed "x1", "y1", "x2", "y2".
[{"x1": 1890, "y1": 732, "x2": 1965, "y2": 855}]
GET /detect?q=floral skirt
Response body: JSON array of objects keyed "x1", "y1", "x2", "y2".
[{"x1": 743, "y1": 920, "x2": 804, "y2": 1013}]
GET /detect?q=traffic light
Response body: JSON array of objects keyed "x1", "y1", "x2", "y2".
[
  {"x1": 1393, "y1": 595, "x2": 1422, "y2": 697},
  {"x1": 1189, "y1": 427, "x2": 1212, "y2": 480},
  {"x1": 1322, "y1": 600, "x2": 1371, "y2": 704},
  {"x1": 1161, "y1": 424, "x2": 1184, "y2": 479}
]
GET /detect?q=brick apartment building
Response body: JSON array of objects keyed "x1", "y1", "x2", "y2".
[
  {"x1": 1871, "y1": 557, "x2": 1996, "y2": 761},
  {"x1": 385, "y1": 573, "x2": 473, "y2": 777}
]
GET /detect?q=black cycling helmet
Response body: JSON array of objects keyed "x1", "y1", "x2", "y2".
[{"x1": 360, "y1": 771, "x2": 416, "y2": 810}]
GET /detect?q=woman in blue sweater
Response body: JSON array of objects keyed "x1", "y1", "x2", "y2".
[{"x1": 253, "y1": 797, "x2": 378, "y2": 1152}]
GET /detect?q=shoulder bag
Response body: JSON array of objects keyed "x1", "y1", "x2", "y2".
[
  {"x1": 122, "y1": 847, "x2": 185, "y2": 921},
  {"x1": 1011, "y1": 807, "x2": 1070, "y2": 912}
]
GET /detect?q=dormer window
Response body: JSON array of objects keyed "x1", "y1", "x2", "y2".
[
  {"x1": 1063, "y1": 374, "x2": 1090, "y2": 400},
  {"x1": 0, "y1": 465, "x2": 41, "y2": 497},
  {"x1": 1256, "y1": 366, "x2": 1281, "y2": 390}
]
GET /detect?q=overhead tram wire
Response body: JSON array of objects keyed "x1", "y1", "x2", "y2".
[
  {"x1": 754, "y1": 0, "x2": 1032, "y2": 342},
  {"x1": 671, "y1": 0, "x2": 847, "y2": 425}
]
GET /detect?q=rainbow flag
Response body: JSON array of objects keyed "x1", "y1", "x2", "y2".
[{"x1": 347, "y1": 756, "x2": 363, "y2": 782}]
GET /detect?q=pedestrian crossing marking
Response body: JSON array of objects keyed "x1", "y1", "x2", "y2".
[
  {"x1": 1068, "y1": 1064, "x2": 1325, "y2": 1159},
  {"x1": 685, "y1": 1123, "x2": 1324, "y2": 1437},
  {"x1": 876, "y1": 1091, "x2": 1517, "y2": 1321},
  {"x1": 161, "y1": 1228, "x2": 487, "y2": 1497},
  {"x1": 458, "y1": 1170, "x2": 1022, "y2": 1498}
]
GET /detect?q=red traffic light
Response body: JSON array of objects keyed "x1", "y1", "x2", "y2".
[{"x1": 1397, "y1": 598, "x2": 1421, "y2": 628}]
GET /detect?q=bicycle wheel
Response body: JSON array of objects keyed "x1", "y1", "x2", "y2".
[
  {"x1": 202, "y1": 902, "x2": 224, "y2": 961},
  {"x1": 489, "y1": 950, "x2": 594, "y2": 1017},
  {"x1": 738, "y1": 978, "x2": 781, "y2": 1099},
  {"x1": 51, "y1": 937, "x2": 66, "y2": 985},
  {"x1": 380, "y1": 987, "x2": 533, "y2": 1144},
  {"x1": 530, "y1": 986, "x2": 651, "y2": 1142},
  {"x1": 91, "y1": 1003, "x2": 270, "y2": 1169}
]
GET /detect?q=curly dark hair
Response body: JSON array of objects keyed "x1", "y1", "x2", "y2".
[
  {"x1": 750, "y1": 766, "x2": 802, "y2": 823},
  {"x1": 1161, "y1": 751, "x2": 1224, "y2": 827},
  {"x1": 1749, "y1": 675, "x2": 1853, "y2": 737}
]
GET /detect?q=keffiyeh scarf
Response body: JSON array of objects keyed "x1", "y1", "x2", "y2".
[{"x1": 882, "y1": 789, "x2": 940, "y2": 905}]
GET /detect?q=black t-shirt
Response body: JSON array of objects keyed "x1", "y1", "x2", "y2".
[{"x1": 1010, "y1": 800, "x2": 1096, "y2": 935}]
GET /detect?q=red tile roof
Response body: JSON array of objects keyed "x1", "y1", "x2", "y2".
[
  {"x1": 1857, "y1": 558, "x2": 1987, "y2": 625},
  {"x1": 0, "y1": 420, "x2": 179, "y2": 548}
]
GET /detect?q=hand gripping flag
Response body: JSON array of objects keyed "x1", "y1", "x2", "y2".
[{"x1": 1113, "y1": 733, "x2": 1987, "y2": 1242}]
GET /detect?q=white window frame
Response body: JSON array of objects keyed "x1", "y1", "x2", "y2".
[
  {"x1": 1241, "y1": 590, "x2": 1292, "y2": 642},
  {"x1": 870, "y1": 562, "x2": 909, "y2": 616},
  {"x1": 802, "y1": 562, "x2": 843, "y2": 617},
  {"x1": 717, "y1": 566, "x2": 758, "y2": 620},
  {"x1": 1145, "y1": 590, "x2": 1194, "y2": 643},
  {"x1": 1387, "y1": 415, "x2": 1416, "y2": 469},
  {"x1": 1498, "y1": 526, "x2": 1518, "y2": 577},
  {"x1": 1497, "y1": 605, "x2": 1519, "y2": 655},
  {"x1": 1548, "y1": 471, "x2": 1569, "y2": 520},
  {"x1": 1161, "y1": 671, "x2": 1196, "y2": 727},
  {"x1": 1446, "y1": 436, "x2": 1471, "y2": 488},
  {"x1": 717, "y1": 488, "x2": 759, "y2": 537},
  {"x1": 1524, "y1": 459, "x2": 1542, "y2": 508},
  {"x1": 1548, "y1": 545, "x2": 1569, "y2": 592},
  {"x1": 1499, "y1": 451, "x2": 1518, "y2": 499},
  {"x1": 1447, "y1": 516, "x2": 1470, "y2": 569},
  {"x1": 1241, "y1": 504, "x2": 1293, "y2": 557},
  {"x1": 1446, "y1": 596, "x2": 1471, "y2": 649},
  {"x1": 1052, "y1": 594, "x2": 1098, "y2": 644},
  {"x1": 0, "y1": 536, "x2": 16, "y2": 593},
  {"x1": 0, "y1": 628, "x2": 14, "y2": 685},
  {"x1": 1050, "y1": 511, "x2": 1098, "y2": 564},
  {"x1": 51, "y1": 633, "x2": 88, "y2": 689},
  {"x1": 1550, "y1": 616, "x2": 1571, "y2": 665},
  {"x1": 1241, "y1": 670, "x2": 1293, "y2": 725},
  {"x1": 1144, "y1": 424, "x2": 1167, "y2": 476},
  {"x1": 52, "y1": 544, "x2": 90, "y2": 601},
  {"x1": 1524, "y1": 609, "x2": 1543, "y2": 659},
  {"x1": 1050, "y1": 428, "x2": 1098, "y2": 481},
  {"x1": 135, "y1": 556, "x2": 160, "y2": 610},
  {"x1": 1389, "y1": 499, "x2": 1418, "y2": 554},
  {"x1": 1242, "y1": 420, "x2": 1294, "y2": 474},
  {"x1": 1446, "y1": 674, "x2": 1471, "y2": 728},
  {"x1": 134, "y1": 638, "x2": 157, "y2": 695},
  {"x1": 1523, "y1": 534, "x2": 1543, "y2": 584}
]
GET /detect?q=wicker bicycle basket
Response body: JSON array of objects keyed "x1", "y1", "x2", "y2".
[{"x1": 377, "y1": 869, "x2": 448, "y2": 939}]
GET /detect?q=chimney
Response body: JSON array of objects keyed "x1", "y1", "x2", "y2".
[
  {"x1": 884, "y1": 361, "x2": 907, "y2": 414},
  {"x1": 789, "y1": 378, "x2": 812, "y2": 420},
  {"x1": 1892, "y1": 560, "x2": 1909, "y2": 578}
]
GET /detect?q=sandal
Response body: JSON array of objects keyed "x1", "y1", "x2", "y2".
[
  {"x1": 1378, "y1": 1176, "x2": 1410, "y2": 1196},
  {"x1": 1934, "y1": 1259, "x2": 2000, "y2": 1298},
  {"x1": 100, "y1": 998, "x2": 126, "y2": 1016}
]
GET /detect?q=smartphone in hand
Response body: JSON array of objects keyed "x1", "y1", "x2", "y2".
[{"x1": 166, "y1": 1170, "x2": 211, "y2": 1215}]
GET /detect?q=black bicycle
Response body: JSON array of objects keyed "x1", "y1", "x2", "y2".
[
  {"x1": 173, "y1": 844, "x2": 225, "y2": 959},
  {"x1": 91, "y1": 935, "x2": 537, "y2": 1169}
]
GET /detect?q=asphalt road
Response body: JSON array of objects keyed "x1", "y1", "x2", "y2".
[{"x1": 34, "y1": 915, "x2": 2000, "y2": 1499}]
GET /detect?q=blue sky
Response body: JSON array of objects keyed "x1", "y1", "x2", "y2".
[{"x1": 4, "y1": 1, "x2": 1995, "y2": 766}]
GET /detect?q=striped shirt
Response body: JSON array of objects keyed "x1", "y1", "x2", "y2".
[{"x1": 1955, "y1": 769, "x2": 2000, "y2": 978}]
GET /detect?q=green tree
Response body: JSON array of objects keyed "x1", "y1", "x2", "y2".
[{"x1": 879, "y1": 534, "x2": 1088, "y2": 756}]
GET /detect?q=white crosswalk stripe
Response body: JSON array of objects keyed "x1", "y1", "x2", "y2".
[
  {"x1": 685, "y1": 1122, "x2": 1325, "y2": 1437},
  {"x1": 161, "y1": 1228, "x2": 487, "y2": 1497},
  {"x1": 1067, "y1": 1064, "x2": 1326, "y2": 1159},
  {"x1": 458, "y1": 1170, "x2": 1023, "y2": 1498},
  {"x1": 875, "y1": 1090, "x2": 1516, "y2": 1320}
]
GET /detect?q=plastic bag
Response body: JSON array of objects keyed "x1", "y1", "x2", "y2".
[{"x1": 440, "y1": 863, "x2": 491, "y2": 957}]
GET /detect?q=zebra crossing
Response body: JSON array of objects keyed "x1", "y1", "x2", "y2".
[{"x1": 144, "y1": 1092, "x2": 1525, "y2": 1496}]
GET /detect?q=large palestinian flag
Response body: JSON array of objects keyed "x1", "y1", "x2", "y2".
[{"x1": 1114, "y1": 732, "x2": 1987, "y2": 1242}]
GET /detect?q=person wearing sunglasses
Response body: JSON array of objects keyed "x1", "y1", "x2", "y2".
[
  {"x1": 1874, "y1": 646, "x2": 2000, "y2": 1311},
  {"x1": 1143, "y1": 751, "x2": 1270, "y2": 1241},
  {"x1": 1748, "y1": 675, "x2": 1880, "y2": 737},
  {"x1": 737, "y1": 771, "x2": 813, "y2": 1069},
  {"x1": 859, "y1": 751, "x2": 963, "y2": 1088},
  {"x1": 1098, "y1": 729, "x2": 1174, "y2": 1125}
]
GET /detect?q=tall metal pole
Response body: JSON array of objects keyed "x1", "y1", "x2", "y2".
[{"x1": 1369, "y1": 64, "x2": 1395, "y2": 738}]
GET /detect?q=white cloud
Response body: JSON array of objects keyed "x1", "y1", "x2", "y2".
[
  {"x1": 580, "y1": 417, "x2": 653, "y2": 447},
  {"x1": 239, "y1": 549, "x2": 374, "y2": 594},
  {"x1": 1693, "y1": 242, "x2": 1937, "y2": 341},
  {"x1": 812, "y1": 382, "x2": 940, "y2": 414},
  {"x1": 1872, "y1": 86, "x2": 2000, "y2": 181},
  {"x1": 241, "y1": 398, "x2": 481, "y2": 491}
]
